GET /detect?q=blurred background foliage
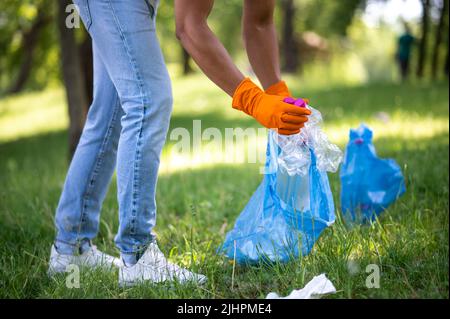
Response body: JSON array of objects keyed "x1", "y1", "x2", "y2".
[
  {"x1": 0, "y1": 0, "x2": 448, "y2": 153},
  {"x1": 1, "y1": 0, "x2": 448, "y2": 90}
]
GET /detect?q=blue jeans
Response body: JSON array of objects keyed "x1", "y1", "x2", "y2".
[{"x1": 54, "y1": 0, "x2": 172, "y2": 264}]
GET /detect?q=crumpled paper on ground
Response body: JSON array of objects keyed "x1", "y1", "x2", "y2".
[{"x1": 266, "y1": 274, "x2": 336, "y2": 299}]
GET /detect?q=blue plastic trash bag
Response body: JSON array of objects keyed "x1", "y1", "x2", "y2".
[
  {"x1": 340, "y1": 124, "x2": 406, "y2": 223},
  {"x1": 220, "y1": 105, "x2": 340, "y2": 264}
]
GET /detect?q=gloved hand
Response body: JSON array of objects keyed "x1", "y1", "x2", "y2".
[
  {"x1": 232, "y1": 78, "x2": 311, "y2": 136},
  {"x1": 265, "y1": 80, "x2": 291, "y2": 97},
  {"x1": 266, "y1": 80, "x2": 310, "y2": 105}
]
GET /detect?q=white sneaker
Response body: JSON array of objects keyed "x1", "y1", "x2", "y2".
[
  {"x1": 47, "y1": 244, "x2": 122, "y2": 276},
  {"x1": 119, "y1": 242, "x2": 207, "y2": 287}
]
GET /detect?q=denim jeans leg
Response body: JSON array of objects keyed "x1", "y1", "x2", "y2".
[
  {"x1": 76, "y1": 0, "x2": 173, "y2": 263},
  {"x1": 54, "y1": 43, "x2": 123, "y2": 255}
]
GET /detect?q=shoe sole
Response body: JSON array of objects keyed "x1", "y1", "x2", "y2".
[
  {"x1": 47, "y1": 268, "x2": 66, "y2": 277},
  {"x1": 47, "y1": 263, "x2": 120, "y2": 278},
  {"x1": 118, "y1": 275, "x2": 207, "y2": 288}
]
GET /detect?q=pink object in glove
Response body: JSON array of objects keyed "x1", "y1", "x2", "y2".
[
  {"x1": 294, "y1": 98, "x2": 307, "y2": 108},
  {"x1": 283, "y1": 97, "x2": 307, "y2": 108},
  {"x1": 283, "y1": 97, "x2": 296, "y2": 104}
]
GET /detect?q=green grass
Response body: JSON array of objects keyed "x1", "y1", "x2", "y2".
[{"x1": 0, "y1": 75, "x2": 448, "y2": 299}]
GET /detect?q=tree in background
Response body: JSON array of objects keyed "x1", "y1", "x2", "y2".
[
  {"x1": 416, "y1": 0, "x2": 449, "y2": 79},
  {"x1": 431, "y1": 0, "x2": 449, "y2": 79},
  {"x1": 446, "y1": 45, "x2": 450, "y2": 78},
  {"x1": 0, "y1": 0, "x2": 54, "y2": 94},
  {"x1": 181, "y1": 46, "x2": 194, "y2": 75},
  {"x1": 156, "y1": 0, "x2": 194, "y2": 75},
  {"x1": 417, "y1": 0, "x2": 431, "y2": 78},
  {"x1": 79, "y1": 31, "x2": 93, "y2": 103},
  {"x1": 280, "y1": 0, "x2": 300, "y2": 73},
  {"x1": 2, "y1": 0, "x2": 449, "y2": 157},
  {"x1": 279, "y1": 0, "x2": 364, "y2": 73},
  {"x1": 57, "y1": 0, "x2": 88, "y2": 158},
  {"x1": 6, "y1": 5, "x2": 51, "y2": 94},
  {"x1": 302, "y1": 0, "x2": 365, "y2": 36}
]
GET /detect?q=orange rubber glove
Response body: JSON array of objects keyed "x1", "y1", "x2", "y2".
[
  {"x1": 265, "y1": 80, "x2": 310, "y2": 105},
  {"x1": 265, "y1": 80, "x2": 291, "y2": 97},
  {"x1": 232, "y1": 78, "x2": 311, "y2": 136}
]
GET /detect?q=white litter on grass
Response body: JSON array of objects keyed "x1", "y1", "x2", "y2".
[{"x1": 266, "y1": 274, "x2": 336, "y2": 299}]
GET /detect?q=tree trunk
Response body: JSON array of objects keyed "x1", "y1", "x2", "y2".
[
  {"x1": 445, "y1": 46, "x2": 449, "y2": 77},
  {"x1": 182, "y1": 46, "x2": 193, "y2": 75},
  {"x1": 79, "y1": 29, "x2": 94, "y2": 105},
  {"x1": 417, "y1": 0, "x2": 431, "y2": 78},
  {"x1": 431, "y1": 0, "x2": 449, "y2": 79},
  {"x1": 58, "y1": 0, "x2": 89, "y2": 159},
  {"x1": 7, "y1": 8, "x2": 51, "y2": 94},
  {"x1": 281, "y1": 0, "x2": 300, "y2": 73}
]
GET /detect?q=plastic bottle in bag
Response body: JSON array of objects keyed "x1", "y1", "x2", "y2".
[{"x1": 275, "y1": 98, "x2": 343, "y2": 176}]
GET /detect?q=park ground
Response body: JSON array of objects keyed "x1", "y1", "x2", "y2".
[{"x1": 0, "y1": 74, "x2": 448, "y2": 298}]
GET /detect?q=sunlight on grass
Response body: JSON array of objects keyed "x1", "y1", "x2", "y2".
[
  {"x1": 159, "y1": 114, "x2": 448, "y2": 175},
  {"x1": 325, "y1": 114, "x2": 449, "y2": 146},
  {"x1": 0, "y1": 88, "x2": 68, "y2": 142},
  {"x1": 1, "y1": 76, "x2": 448, "y2": 176},
  {"x1": 160, "y1": 132, "x2": 268, "y2": 175}
]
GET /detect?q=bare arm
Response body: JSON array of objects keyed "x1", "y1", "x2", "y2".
[
  {"x1": 175, "y1": 0, "x2": 245, "y2": 96},
  {"x1": 242, "y1": 0, "x2": 281, "y2": 90},
  {"x1": 175, "y1": 0, "x2": 309, "y2": 135}
]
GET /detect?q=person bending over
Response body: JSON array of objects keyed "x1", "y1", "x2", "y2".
[{"x1": 48, "y1": 0, "x2": 310, "y2": 286}]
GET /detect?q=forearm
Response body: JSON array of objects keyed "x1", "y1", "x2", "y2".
[
  {"x1": 243, "y1": 0, "x2": 281, "y2": 90},
  {"x1": 174, "y1": 0, "x2": 309, "y2": 136},
  {"x1": 175, "y1": 0, "x2": 244, "y2": 97}
]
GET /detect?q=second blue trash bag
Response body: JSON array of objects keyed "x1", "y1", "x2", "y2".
[
  {"x1": 340, "y1": 124, "x2": 406, "y2": 223},
  {"x1": 220, "y1": 130, "x2": 336, "y2": 264}
]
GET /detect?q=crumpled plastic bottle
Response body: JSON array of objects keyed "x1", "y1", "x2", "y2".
[{"x1": 274, "y1": 98, "x2": 343, "y2": 176}]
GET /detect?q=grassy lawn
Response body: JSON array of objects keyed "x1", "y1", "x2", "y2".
[{"x1": 0, "y1": 75, "x2": 448, "y2": 298}]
